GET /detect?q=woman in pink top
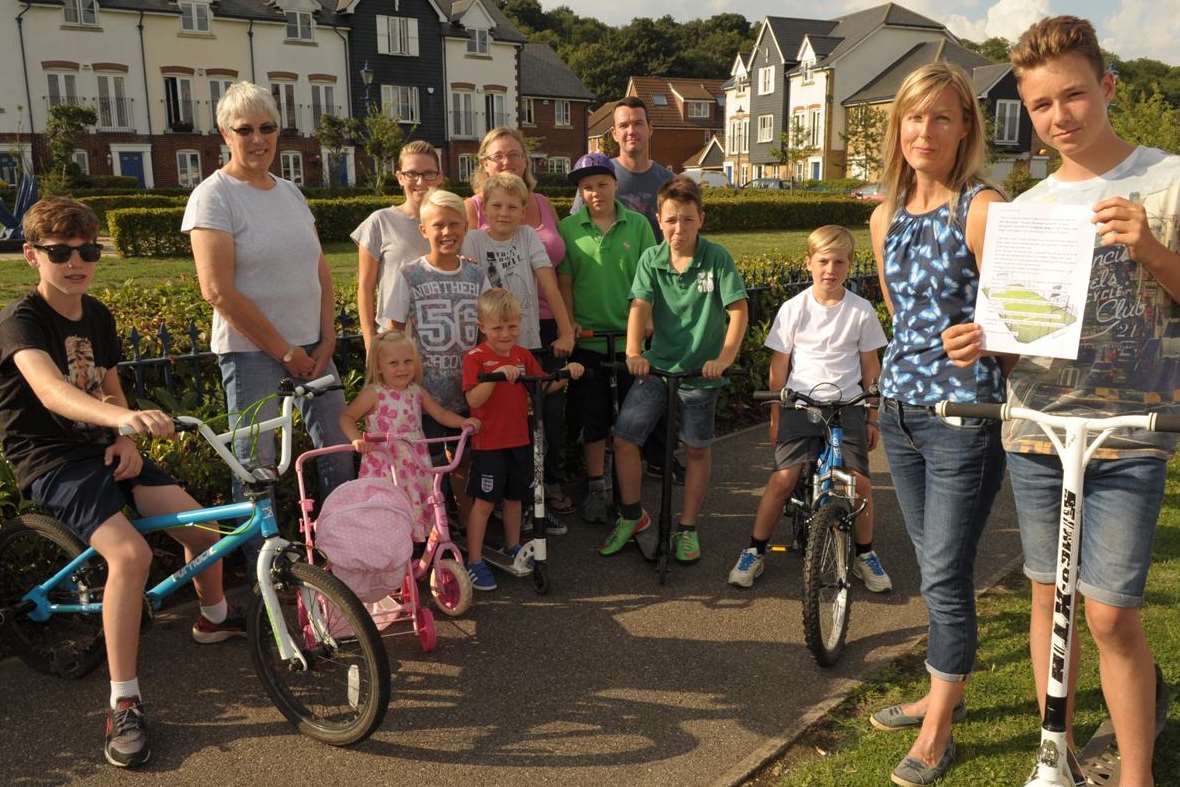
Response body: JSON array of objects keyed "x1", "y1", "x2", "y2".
[{"x1": 465, "y1": 126, "x2": 575, "y2": 514}]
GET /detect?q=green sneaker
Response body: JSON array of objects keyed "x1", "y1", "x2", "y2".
[
  {"x1": 673, "y1": 528, "x2": 700, "y2": 563},
  {"x1": 599, "y1": 511, "x2": 650, "y2": 556}
]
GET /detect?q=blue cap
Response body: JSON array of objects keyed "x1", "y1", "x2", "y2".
[{"x1": 568, "y1": 152, "x2": 615, "y2": 186}]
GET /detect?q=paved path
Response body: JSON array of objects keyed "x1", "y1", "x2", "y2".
[{"x1": 0, "y1": 423, "x2": 1023, "y2": 785}]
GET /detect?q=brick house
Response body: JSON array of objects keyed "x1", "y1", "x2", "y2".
[{"x1": 518, "y1": 42, "x2": 593, "y2": 178}]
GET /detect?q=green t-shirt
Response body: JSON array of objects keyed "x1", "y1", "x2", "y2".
[
  {"x1": 557, "y1": 201, "x2": 656, "y2": 354},
  {"x1": 630, "y1": 237, "x2": 747, "y2": 389}
]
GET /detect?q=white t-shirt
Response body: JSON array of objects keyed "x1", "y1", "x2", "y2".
[
  {"x1": 350, "y1": 207, "x2": 429, "y2": 335},
  {"x1": 765, "y1": 286, "x2": 887, "y2": 401},
  {"x1": 181, "y1": 170, "x2": 322, "y2": 354},
  {"x1": 1005, "y1": 145, "x2": 1180, "y2": 459},
  {"x1": 460, "y1": 226, "x2": 551, "y2": 349}
]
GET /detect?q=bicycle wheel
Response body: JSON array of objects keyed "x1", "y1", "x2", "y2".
[
  {"x1": 429, "y1": 558, "x2": 473, "y2": 616},
  {"x1": 801, "y1": 501, "x2": 854, "y2": 667},
  {"x1": 248, "y1": 560, "x2": 391, "y2": 746},
  {"x1": 0, "y1": 514, "x2": 107, "y2": 679}
]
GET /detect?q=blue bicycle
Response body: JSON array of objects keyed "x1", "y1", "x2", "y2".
[
  {"x1": 0, "y1": 376, "x2": 391, "y2": 746},
  {"x1": 755, "y1": 384, "x2": 876, "y2": 666}
]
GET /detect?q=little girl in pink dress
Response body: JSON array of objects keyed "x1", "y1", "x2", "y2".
[{"x1": 339, "y1": 331, "x2": 479, "y2": 540}]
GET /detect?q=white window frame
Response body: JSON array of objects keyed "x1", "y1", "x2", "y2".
[
  {"x1": 740, "y1": 118, "x2": 749, "y2": 154},
  {"x1": 64, "y1": 0, "x2": 98, "y2": 26},
  {"x1": 179, "y1": 1, "x2": 210, "y2": 33},
  {"x1": 280, "y1": 150, "x2": 304, "y2": 185},
  {"x1": 71, "y1": 149, "x2": 89, "y2": 174},
  {"x1": 727, "y1": 120, "x2": 738, "y2": 154},
  {"x1": 485, "y1": 91, "x2": 507, "y2": 133},
  {"x1": 466, "y1": 28, "x2": 489, "y2": 55},
  {"x1": 311, "y1": 82, "x2": 336, "y2": 128},
  {"x1": 458, "y1": 153, "x2": 476, "y2": 182},
  {"x1": 271, "y1": 81, "x2": 297, "y2": 131},
  {"x1": 554, "y1": 99, "x2": 571, "y2": 127},
  {"x1": 809, "y1": 109, "x2": 822, "y2": 148},
  {"x1": 756, "y1": 114, "x2": 773, "y2": 144},
  {"x1": 376, "y1": 15, "x2": 419, "y2": 56},
  {"x1": 381, "y1": 84, "x2": 419, "y2": 124},
  {"x1": 758, "y1": 66, "x2": 774, "y2": 96},
  {"x1": 176, "y1": 149, "x2": 201, "y2": 188},
  {"x1": 546, "y1": 156, "x2": 570, "y2": 175},
  {"x1": 209, "y1": 78, "x2": 234, "y2": 130},
  {"x1": 451, "y1": 91, "x2": 474, "y2": 138},
  {"x1": 164, "y1": 75, "x2": 195, "y2": 130},
  {"x1": 46, "y1": 72, "x2": 78, "y2": 108},
  {"x1": 801, "y1": 62, "x2": 813, "y2": 85},
  {"x1": 522, "y1": 98, "x2": 535, "y2": 126},
  {"x1": 686, "y1": 101, "x2": 709, "y2": 119},
  {"x1": 218, "y1": 145, "x2": 231, "y2": 167},
  {"x1": 286, "y1": 11, "x2": 313, "y2": 41},
  {"x1": 995, "y1": 99, "x2": 1021, "y2": 144},
  {"x1": 96, "y1": 73, "x2": 130, "y2": 130}
]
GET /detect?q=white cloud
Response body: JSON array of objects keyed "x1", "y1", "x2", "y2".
[
  {"x1": 1102, "y1": 0, "x2": 1180, "y2": 66},
  {"x1": 941, "y1": 0, "x2": 1053, "y2": 43}
]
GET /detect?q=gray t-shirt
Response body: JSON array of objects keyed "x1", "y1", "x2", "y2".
[
  {"x1": 350, "y1": 207, "x2": 429, "y2": 334},
  {"x1": 571, "y1": 158, "x2": 674, "y2": 239},
  {"x1": 181, "y1": 170, "x2": 322, "y2": 354},
  {"x1": 385, "y1": 256, "x2": 487, "y2": 412},
  {"x1": 460, "y1": 226, "x2": 551, "y2": 349}
]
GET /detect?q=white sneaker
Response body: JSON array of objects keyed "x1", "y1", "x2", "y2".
[
  {"x1": 852, "y1": 550, "x2": 893, "y2": 592},
  {"x1": 727, "y1": 548, "x2": 765, "y2": 588}
]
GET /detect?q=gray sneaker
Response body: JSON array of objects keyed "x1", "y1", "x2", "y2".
[
  {"x1": 871, "y1": 699, "x2": 966, "y2": 731},
  {"x1": 580, "y1": 491, "x2": 609, "y2": 524},
  {"x1": 891, "y1": 737, "x2": 955, "y2": 786}
]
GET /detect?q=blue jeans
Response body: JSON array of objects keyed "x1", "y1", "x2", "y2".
[
  {"x1": 218, "y1": 346, "x2": 354, "y2": 561},
  {"x1": 879, "y1": 399, "x2": 1006, "y2": 682}
]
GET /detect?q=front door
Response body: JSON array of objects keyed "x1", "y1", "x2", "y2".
[{"x1": 119, "y1": 152, "x2": 145, "y2": 187}]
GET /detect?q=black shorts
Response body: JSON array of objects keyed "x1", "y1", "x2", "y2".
[
  {"x1": 567, "y1": 347, "x2": 633, "y2": 442},
  {"x1": 422, "y1": 411, "x2": 463, "y2": 464},
  {"x1": 28, "y1": 455, "x2": 178, "y2": 544},
  {"x1": 774, "y1": 405, "x2": 870, "y2": 476},
  {"x1": 467, "y1": 446, "x2": 533, "y2": 503}
]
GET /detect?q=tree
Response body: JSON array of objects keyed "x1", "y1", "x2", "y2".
[
  {"x1": 317, "y1": 113, "x2": 357, "y2": 188},
  {"x1": 841, "y1": 105, "x2": 886, "y2": 180},
  {"x1": 1110, "y1": 87, "x2": 1180, "y2": 154},
  {"x1": 960, "y1": 36, "x2": 1011, "y2": 63},
  {"x1": 770, "y1": 115, "x2": 817, "y2": 182},
  {"x1": 42, "y1": 103, "x2": 97, "y2": 194},
  {"x1": 358, "y1": 108, "x2": 408, "y2": 195}
]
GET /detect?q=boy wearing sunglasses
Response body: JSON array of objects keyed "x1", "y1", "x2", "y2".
[{"x1": 0, "y1": 198, "x2": 246, "y2": 769}]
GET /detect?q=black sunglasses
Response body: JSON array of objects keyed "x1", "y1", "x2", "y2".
[
  {"x1": 32, "y1": 242, "x2": 103, "y2": 264},
  {"x1": 229, "y1": 122, "x2": 279, "y2": 137}
]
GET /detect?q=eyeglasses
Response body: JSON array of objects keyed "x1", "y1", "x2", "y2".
[
  {"x1": 228, "y1": 123, "x2": 279, "y2": 137},
  {"x1": 398, "y1": 170, "x2": 441, "y2": 182},
  {"x1": 485, "y1": 151, "x2": 524, "y2": 164},
  {"x1": 32, "y1": 243, "x2": 103, "y2": 264}
]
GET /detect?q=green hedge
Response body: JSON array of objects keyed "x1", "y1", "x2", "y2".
[
  {"x1": 82, "y1": 195, "x2": 187, "y2": 233},
  {"x1": 109, "y1": 207, "x2": 191, "y2": 257}
]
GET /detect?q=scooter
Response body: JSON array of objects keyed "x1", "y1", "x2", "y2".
[
  {"x1": 576, "y1": 329, "x2": 628, "y2": 516},
  {"x1": 936, "y1": 400, "x2": 1176, "y2": 787}
]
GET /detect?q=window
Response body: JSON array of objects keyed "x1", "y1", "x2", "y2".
[
  {"x1": 64, "y1": 0, "x2": 97, "y2": 25},
  {"x1": 521, "y1": 98, "x2": 535, "y2": 126},
  {"x1": 740, "y1": 118, "x2": 749, "y2": 154},
  {"x1": 547, "y1": 157, "x2": 570, "y2": 175},
  {"x1": 71, "y1": 149, "x2": 89, "y2": 175},
  {"x1": 271, "y1": 82, "x2": 297, "y2": 130},
  {"x1": 995, "y1": 99, "x2": 1020, "y2": 144},
  {"x1": 280, "y1": 151, "x2": 303, "y2": 184},
  {"x1": 466, "y1": 28, "x2": 488, "y2": 54},
  {"x1": 179, "y1": 1, "x2": 210, "y2": 33},
  {"x1": 46, "y1": 73, "x2": 78, "y2": 107},
  {"x1": 801, "y1": 62, "x2": 813, "y2": 84},
  {"x1": 176, "y1": 150, "x2": 201, "y2": 188},
  {"x1": 164, "y1": 76, "x2": 194, "y2": 131},
  {"x1": 458, "y1": 153, "x2": 475, "y2": 182},
  {"x1": 727, "y1": 120, "x2": 740, "y2": 154},
  {"x1": 809, "y1": 109, "x2": 822, "y2": 148},
  {"x1": 209, "y1": 78, "x2": 233, "y2": 129},
  {"x1": 451, "y1": 91, "x2": 474, "y2": 137},
  {"x1": 758, "y1": 66, "x2": 774, "y2": 95},
  {"x1": 381, "y1": 84, "x2": 419, "y2": 124},
  {"x1": 218, "y1": 145, "x2": 230, "y2": 167},
  {"x1": 485, "y1": 92, "x2": 507, "y2": 132},
  {"x1": 757, "y1": 114, "x2": 773, "y2": 143},
  {"x1": 377, "y1": 15, "x2": 419, "y2": 56},
  {"x1": 311, "y1": 83, "x2": 336, "y2": 127},
  {"x1": 286, "y1": 11, "x2": 313, "y2": 41},
  {"x1": 96, "y1": 74, "x2": 129, "y2": 130},
  {"x1": 651, "y1": 94, "x2": 667, "y2": 106},
  {"x1": 555, "y1": 99, "x2": 571, "y2": 127},
  {"x1": 686, "y1": 101, "x2": 710, "y2": 119}
]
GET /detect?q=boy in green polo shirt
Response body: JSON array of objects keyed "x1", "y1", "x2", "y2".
[
  {"x1": 602, "y1": 175, "x2": 748, "y2": 562},
  {"x1": 558, "y1": 152, "x2": 657, "y2": 524}
]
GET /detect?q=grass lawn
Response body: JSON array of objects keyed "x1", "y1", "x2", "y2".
[
  {"x1": 754, "y1": 459, "x2": 1180, "y2": 786},
  {"x1": 0, "y1": 228, "x2": 872, "y2": 303}
]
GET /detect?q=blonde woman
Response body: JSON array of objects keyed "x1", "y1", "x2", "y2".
[{"x1": 866, "y1": 62, "x2": 1007, "y2": 786}]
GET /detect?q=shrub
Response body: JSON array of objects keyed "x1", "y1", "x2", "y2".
[
  {"x1": 81, "y1": 195, "x2": 187, "y2": 232},
  {"x1": 108, "y1": 207, "x2": 190, "y2": 257},
  {"x1": 81, "y1": 174, "x2": 141, "y2": 191}
]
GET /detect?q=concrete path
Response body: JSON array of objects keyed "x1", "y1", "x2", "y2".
[{"x1": 0, "y1": 423, "x2": 1023, "y2": 786}]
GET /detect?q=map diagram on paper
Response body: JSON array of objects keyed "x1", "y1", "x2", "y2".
[{"x1": 976, "y1": 203, "x2": 1095, "y2": 360}]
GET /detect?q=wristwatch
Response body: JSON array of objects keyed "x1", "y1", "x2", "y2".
[{"x1": 281, "y1": 345, "x2": 296, "y2": 364}]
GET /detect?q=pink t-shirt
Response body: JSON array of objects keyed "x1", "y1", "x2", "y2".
[{"x1": 471, "y1": 192, "x2": 565, "y2": 319}]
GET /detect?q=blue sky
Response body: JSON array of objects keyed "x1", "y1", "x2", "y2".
[{"x1": 540, "y1": 0, "x2": 1175, "y2": 66}]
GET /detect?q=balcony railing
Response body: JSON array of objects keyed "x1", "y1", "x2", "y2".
[
  {"x1": 165, "y1": 98, "x2": 197, "y2": 133},
  {"x1": 311, "y1": 103, "x2": 346, "y2": 130},
  {"x1": 42, "y1": 96, "x2": 137, "y2": 132}
]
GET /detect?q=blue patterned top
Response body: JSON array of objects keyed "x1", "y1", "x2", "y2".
[{"x1": 879, "y1": 182, "x2": 1005, "y2": 405}]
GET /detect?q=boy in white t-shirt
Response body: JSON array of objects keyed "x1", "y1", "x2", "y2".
[{"x1": 728, "y1": 225, "x2": 890, "y2": 590}]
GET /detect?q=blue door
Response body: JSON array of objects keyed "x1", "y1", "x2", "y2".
[
  {"x1": 811, "y1": 161, "x2": 821, "y2": 181},
  {"x1": 119, "y1": 152, "x2": 145, "y2": 187}
]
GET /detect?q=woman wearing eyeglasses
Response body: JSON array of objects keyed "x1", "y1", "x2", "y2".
[
  {"x1": 350, "y1": 140, "x2": 442, "y2": 354},
  {"x1": 181, "y1": 81, "x2": 353, "y2": 553}
]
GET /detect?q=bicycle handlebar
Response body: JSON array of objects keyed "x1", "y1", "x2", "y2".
[
  {"x1": 577, "y1": 329, "x2": 628, "y2": 339},
  {"x1": 755, "y1": 385, "x2": 878, "y2": 409},
  {"x1": 1152, "y1": 414, "x2": 1180, "y2": 433},
  {"x1": 937, "y1": 402, "x2": 1006, "y2": 420},
  {"x1": 477, "y1": 368, "x2": 579, "y2": 384},
  {"x1": 936, "y1": 401, "x2": 1180, "y2": 435}
]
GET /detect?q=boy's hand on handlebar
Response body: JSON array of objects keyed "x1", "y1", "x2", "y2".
[
  {"x1": 495, "y1": 364, "x2": 521, "y2": 383},
  {"x1": 119, "y1": 409, "x2": 175, "y2": 438},
  {"x1": 462, "y1": 417, "x2": 481, "y2": 433},
  {"x1": 941, "y1": 323, "x2": 984, "y2": 368},
  {"x1": 565, "y1": 362, "x2": 585, "y2": 380},
  {"x1": 105, "y1": 436, "x2": 144, "y2": 481},
  {"x1": 626, "y1": 354, "x2": 650, "y2": 377},
  {"x1": 702, "y1": 358, "x2": 731, "y2": 379}
]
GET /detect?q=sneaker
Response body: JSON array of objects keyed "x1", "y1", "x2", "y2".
[
  {"x1": 728, "y1": 548, "x2": 765, "y2": 588},
  {"x1": 645, "y1": 458, "x2": 686, "y2": 486},
  {"x1": 673, "y1": 529, "x2": 701, "y2": 563},
  {"x1": 599, "y1": 511, "x2": 651, "y2": 556},
  {"x1": 580, "y1": 490, "x2": 609, "y2": 524},
  {"x1": 544, "y1": 511, "x2": 567, "y2": 536},
  {"x1": 545, "y1": 483, "x2": 576, "y2": 515},
  {"x1": 192, "y1": 605, "x2": 248, "y2": 644},
  {"x1": 852, "y1": 551, "x2": 893, "y2": 593},
  {"x1": 104, "y1": 697, "x2": 150, "y2": 768},
  {"x1": 467, "y1": 559, "x2": 497, "y2": 591}
]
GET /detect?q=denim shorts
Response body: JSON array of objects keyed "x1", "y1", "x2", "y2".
[
  {"x1": 613, "y1": 377, "x2": 720, "y2": 449},
  {"x1": 29, "y1": 456, "x2": 177, "y2": 544},
  {"x1": 1008, "y1": 451, "x2": 1166, "y2": 608}
]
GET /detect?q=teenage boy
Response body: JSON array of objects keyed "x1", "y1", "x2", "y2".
[
  {"x1": 943, "y1": 16, "x2": 1180, "y2": 785},
  {"x1": 728, "y1": 225, "x2": 891, "y2": 592},
  {"x1": 0, "y1": 198, "x2": 245, "y2": 768},
  {"x1": 558, "y1": 152, "x2": 657, "y2": 524},
  {"x1": 601, "y1": 176, "x2": 748, "y2": 562},
  {"x1": 461, "y1": 288, "x2": 583, "y2": 590}
]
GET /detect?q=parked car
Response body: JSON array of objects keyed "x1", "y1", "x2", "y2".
[
  {"x1": 850, "y1": 182, "x2": 885, "y2": 202},
  {"x1": 742, "y1": 177, "x2": 791, "y2": 190}
]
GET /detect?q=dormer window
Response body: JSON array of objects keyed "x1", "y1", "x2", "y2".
[
  {"x1": 466, "y1": 28, "x2": 488, "y2": 54},
  {"x1": 286, "y1": 11, "x2": 313, "y2": 41},
  {"x1": 686, "y1": 101, "x2": 710, "y2": 119},
  {"x1": 64, "y1": 0, "x2": 98, "y2": 26},
  {"x1": 179, "y1": 1, "x2": 210, "y2": 33}
]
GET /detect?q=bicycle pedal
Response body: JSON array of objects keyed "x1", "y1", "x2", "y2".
[{"x1": 768, "y1": 545, "x2": 789, "y2": 553}]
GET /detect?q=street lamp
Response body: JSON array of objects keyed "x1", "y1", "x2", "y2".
[{"x1": 360, "y1": 61, "x2": 374, "y2": 111}]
